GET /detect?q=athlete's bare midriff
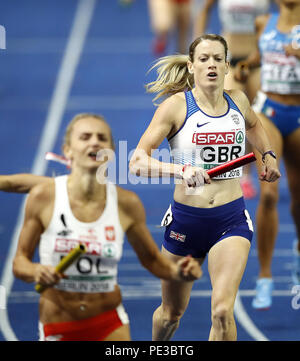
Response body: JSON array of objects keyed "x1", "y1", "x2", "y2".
[
  {"x1": 39, "y1": 285, "x2": 122, "y2": 324},
  {"x1": 223, "y1": 32, "x2": 256, "y2": 59},
  {"x1": 174, "y1": 178, "x2": 243, "y2": 208}
]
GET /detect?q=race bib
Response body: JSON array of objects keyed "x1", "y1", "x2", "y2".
[
  {"x1": 262, "y1": 53, "x2": 300, "y2": 94},
  {"x1": 53, "y1": 238, "x2": 118, "y2": 293},
  {"x1": 160, "y1": 204, "x2": 173, "y2": 227}
]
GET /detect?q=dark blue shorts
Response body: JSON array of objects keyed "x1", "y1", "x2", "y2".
[
  {"x1": 162, "y1": 197, "x2": 253, "y2": 258},
  {"x1": 253, "y1": 91, "x2": 300, "y2": 137}
]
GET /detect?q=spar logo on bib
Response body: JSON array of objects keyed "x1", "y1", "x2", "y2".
[
  {"x1": 55, "y1": 238, "x2": 101, "y2": 255},
  {"x1": 236, "y1": 131, "x2": 244, "y2": 144},
  {"x1": 192, "y1": 132, "x2": 235, "y2": 145},
  {"x1": 103, "y1": 243, "x2": 117, "y2": 258}
]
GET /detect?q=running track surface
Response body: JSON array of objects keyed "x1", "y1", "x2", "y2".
[{"x1": 0, "y1": 0, "x2": 299, "y2": 341}]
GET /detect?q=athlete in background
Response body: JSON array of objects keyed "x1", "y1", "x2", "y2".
[
  {"x1": 234, "y1": 0, "x2": 300, "y2": 309},
  {"x1": 148, "y1": 0, "x2": 193, "y2": 55}
]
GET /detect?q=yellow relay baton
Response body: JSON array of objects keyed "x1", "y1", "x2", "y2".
[{"x1": 35, "y1": 243, "x2": 86, "y2": 293}]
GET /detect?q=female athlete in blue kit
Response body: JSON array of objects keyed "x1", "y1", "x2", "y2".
[
  {"x1": 234, "y1": 0, "x2": 300, "y2": 309},
  {"x1": 3, "y1": 113, "x2": 202, "y2": 341},
  {"x1": 194, "y1": 0, "x2": 274, "y2": 199},
  {"x1": 129, "y1": 34, "x2": 281, "y2": 341}
]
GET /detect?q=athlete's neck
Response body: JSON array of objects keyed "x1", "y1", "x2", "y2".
[
  {"x1": 67, "y1": 170, "x2": 106, "y2": 202},
  {"x1": 193, "y1": 87, "x2": 226, "y2": 114},
  {"x1": 278, "y1": 4, "x2": 300, "y2": 30}
]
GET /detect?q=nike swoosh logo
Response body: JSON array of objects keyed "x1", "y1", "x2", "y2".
[{"x1": 197, "y1": 122, "x2": 210, "y2": 128}]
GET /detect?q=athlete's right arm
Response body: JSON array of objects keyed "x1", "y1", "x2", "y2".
[
  {"x1": 129, "y1": 94, "x2": 184, "y2": 179},
  {"x1": 13, "y1": 183, "x2": 61, "y2": 286},
  {"x1": 129, "y1": 94, "x2": 210, "y2": 186},
  {"x1": 0, "y1": 174, "x2": 51, "y2": 193}
]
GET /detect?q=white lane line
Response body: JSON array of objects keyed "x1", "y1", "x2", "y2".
[
  {"x1": 145, "y1": 224, "x2": 296, "y2": 237},
  {"x1": 234, "y1": 292, "x2": 269, "y2": 341},
  {"x1": 0, "y1": 0, "x2": 96, "y2": 341},
  {"x1": 67, "y1": 95, "x2": 153, "y2": 110},
  {"x1": 0, "y1": 95, "x2": 154, "y2": 110},
  {"x1": 8, "y1": 288, "x2": 295, "y2": 303},
  {"x1": 6, "y1": 37, "x2": 152, "y2": 54}
]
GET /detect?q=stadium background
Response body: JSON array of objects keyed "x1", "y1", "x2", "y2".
[{"x1": 0, "y1": 0, "x2": 299, "y2": 341}]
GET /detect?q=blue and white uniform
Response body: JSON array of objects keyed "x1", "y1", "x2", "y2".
[
  {"x1": 162, "y1": 91, "x2": 253, "y2": 258},
  {"x1": 169, "y1": 91, "x2": 246, "y2": 180},
  {"x1": 252, "y1": 13, "x2": 300, "y2": 136}
]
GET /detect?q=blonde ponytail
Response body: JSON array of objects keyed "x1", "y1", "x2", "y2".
[{"x1": 145, "y1": 54, "x2": 194, "y2": 104}]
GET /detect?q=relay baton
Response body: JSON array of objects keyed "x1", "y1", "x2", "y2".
[
  {"x1": 207, "y1": 152, "x2": 256, "y2": 178},
  {"x1": 35, "y1": 243, "x2": 86, "y2": 293}
]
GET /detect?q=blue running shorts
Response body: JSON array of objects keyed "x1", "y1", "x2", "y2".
[
  {"x1": 252, "y1": 91, "x2": 300, "y2": 137},
  {"x1": 162, "y1": 197, "x2": 253, "y2": 258}
]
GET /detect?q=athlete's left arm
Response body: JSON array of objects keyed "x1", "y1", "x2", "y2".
[
  {"x1": 233, "y1": 90, "x2": 281, "y2": 182},
  {"x1": 118, "y1": 189, "x2": 202, "y2": 282},
  {"x1": 0, "y1": 174, "x2": 51, "y2": 193}
]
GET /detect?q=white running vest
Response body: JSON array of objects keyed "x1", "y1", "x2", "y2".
[
  {"x1": 169, "y1": 91, "x2": 246, "y2": 179},
  {"x1": 219, "y1": 0, "x2": 270, "y2": 34},
  {"x1": 39, "y1": 176, "x2": 124, "y2": 293}
]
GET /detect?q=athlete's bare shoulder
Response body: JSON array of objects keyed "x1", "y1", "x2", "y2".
[
  {"x1": 171, "y1": 91, "x2": 186, "y2": 102},
  {"x1": 23, "y1": 179, "x2": 55, "y2": 226},
  {"x1": 170, "y1": 92, "x2": 186, "y2": 107},
  {"x1": 156, "y1": 92, "x2": 187, "y2": 134},
  {"x1": 29, "y1": 178, "x2": 55, "y2": 204},
  {"x1": 225, "y1": 89, "x2": 250, "y2": 117},
  {"x1": 117, "y1": 186, "x2": 144, "y2": 217},
  {"x1": 255, "y1": 14, "x2": 270, "y2": 35},
  {"x1": 158, "y1": 91, "x2": 186, "y2": 114}
]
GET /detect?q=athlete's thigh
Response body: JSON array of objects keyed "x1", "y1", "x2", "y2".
[
  {"x1": 246, "y1": 67, "x2": 261, "y2": 104},
  {"x1": 283, "y1": 127, "x2": 300, "y2": 196},
  {"x1": 103, "y1": 324, "x2": 131, "y2": 341},
  {"x1": 174, "y1": 0, "x2": 191, "y2": 18},
  {"x1": 160, "y1": 246, "x2": 204, "y2": 311},
  {"x1": 208, "y1": 236, "x2": 250, "y2": 303},
  {"x1": 148, "y1": 0, "x2": 174, "y2": 30}
]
